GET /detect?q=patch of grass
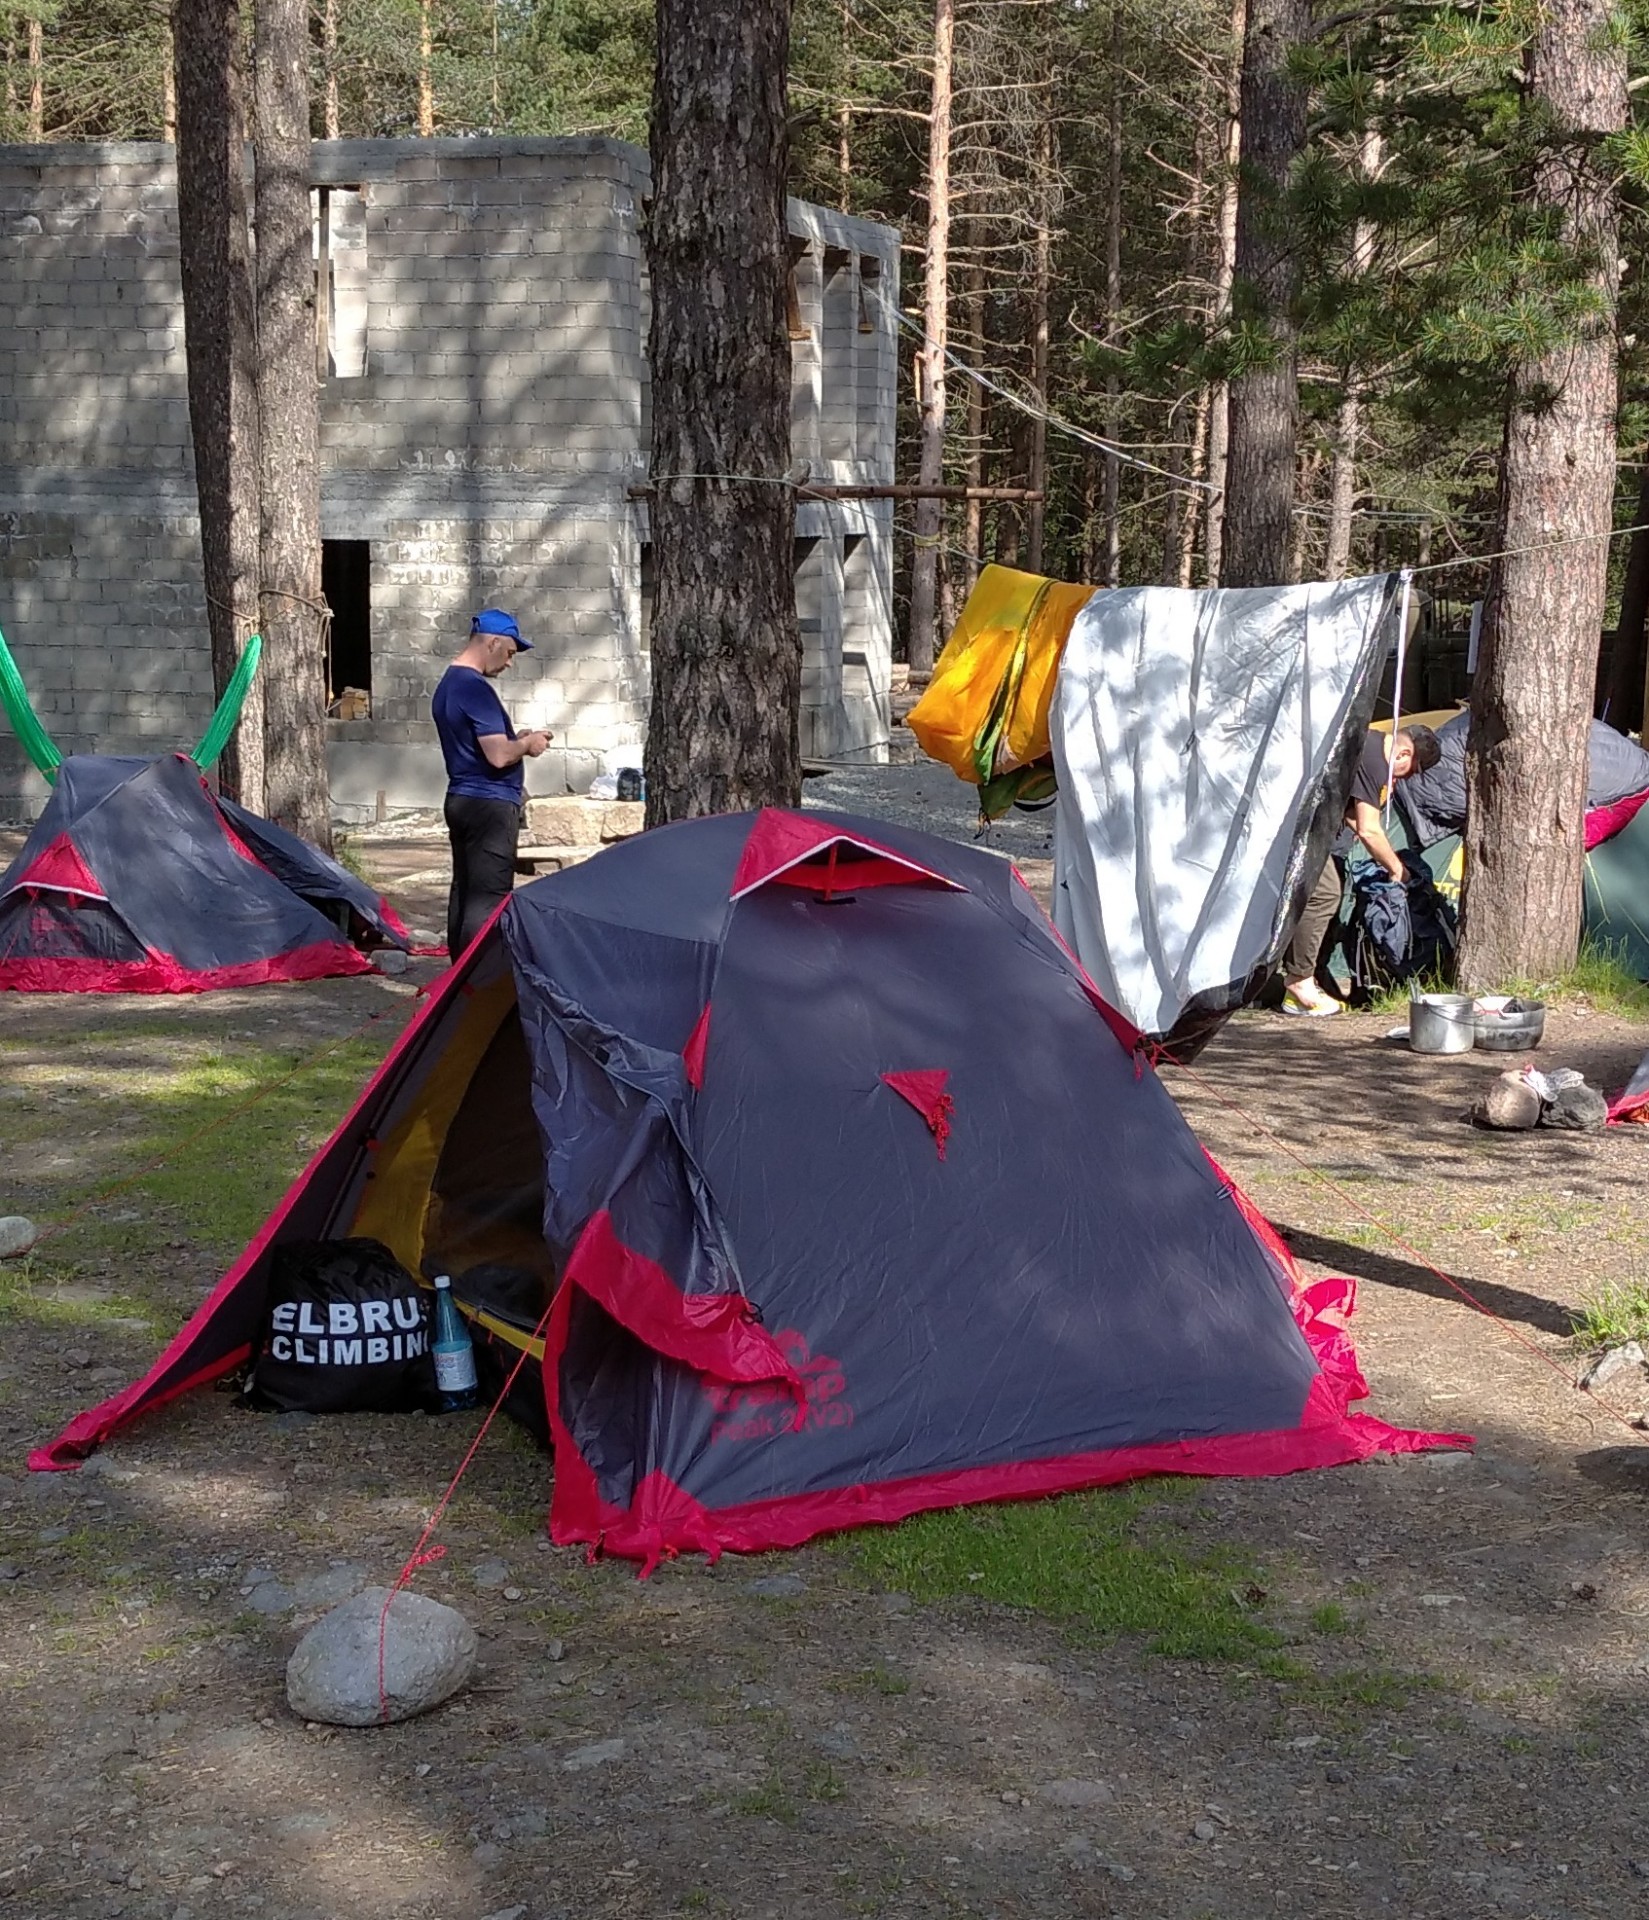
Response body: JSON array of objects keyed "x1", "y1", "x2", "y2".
[
  {"x1": 802, "y1": 1760, "x2": 845, "y2": 1803},
  {"x1": 1519, "y1": 938, "x2": 1649, "y2": 1016},
  {"x1": 1570, "y1": 1277, "x2": 1649, "y2": 1351},
  {"x1": 1257, "y1": 1655, "x2": 1436, "y2": 1718},
  {"x1": 1309, "y1": 1601, "x2": 1358, "y2": 1637},
  {"x1": 730, "y1": 1772, "x2": 798, "y2": 1823},
  {"x1": 838, "y1": 1482, "x2": 1281, "y2": 1662}
]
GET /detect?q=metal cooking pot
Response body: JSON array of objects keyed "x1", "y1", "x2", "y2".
[{"x1": 1409, "y1": 992, "x2": 1475, "y2": 1054}]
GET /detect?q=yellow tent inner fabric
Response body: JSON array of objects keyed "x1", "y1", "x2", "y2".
[{"x1": 906, "y1": 565, "x2": 1095, "y2": 801}]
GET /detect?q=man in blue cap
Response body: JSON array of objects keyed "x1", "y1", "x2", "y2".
[{"x1": 432, "y1": 608, "x2": 550, "y2": 959}]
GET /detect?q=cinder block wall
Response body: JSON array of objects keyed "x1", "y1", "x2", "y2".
[{"x1": 0, "y1": 137, "x2": 900, "y2": 820}]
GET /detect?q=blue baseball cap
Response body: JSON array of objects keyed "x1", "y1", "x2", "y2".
[{"x1": 471, "y1": 607, "x2": 530, "y2": 649}]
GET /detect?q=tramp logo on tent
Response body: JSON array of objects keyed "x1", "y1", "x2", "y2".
[
  {"x1": 706, "y1": 1329, "x2": 852, "y2": 1444},
  {"x1": 265, "y1": 1295, "x2": 428, "y2": 1367}
]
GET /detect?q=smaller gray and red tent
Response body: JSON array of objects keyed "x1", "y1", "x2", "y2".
[
  {"x1": 0, "y1": 752, "x2": 407, "y2": 992},
  {"x1": 36, "y1": 808, "x2": 1463, "y2": 1564}
]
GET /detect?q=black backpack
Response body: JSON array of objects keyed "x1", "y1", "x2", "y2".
[
  {"x1": 243, "y1": 1238, "x2": 436, "y2": 1414},
  {"x1": 1341, "y1": 853, "x2": 1457, "y2": 1002}
]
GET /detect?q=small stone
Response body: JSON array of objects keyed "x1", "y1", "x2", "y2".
[
  {"x1": 470, "y1": 1843, "x2": 502, "y2": 1869},
  {"x1": 0, "y1": 1216, "x2": 39, "y2": 1260},
  {"x1": 374, "y1": 948, "x2": 410, "y2": 976},
  {"x1": 0, "y1": 1563, "x2": 23, "y2": 1581},
  {"x1": 286, "y1": 1587, "x2": 477, "y2": 1727},
  {"x1": 1475, "y1": 1074, "x2": 1540, "y2": 1131},
  {"x1": 1326, "y1": 1767, "x2": 1350, "y2": 1785},
  {"x1": 1578, "y1": 1342, "x2": 1646, "y2": 1392},
  {"x1": 1192, "y1": 1819, "x2": 1217, "y2": 1841},
  {"x1": 1106, "y1": 1863, "x2": 1137, "y2": 1883},
  {"x1": 36, "y1": 1526, "x2": 68, "y2": 1545},
  {"x1": 1418, "y1": 1593, "x2": 1466, "y2": 1608},
  {"x1": 545, "y1": 1638, "x2": 565, "y2": 1662},
  {"x1": 502, "y1": 1586, "x2": 523, "y2": 1601},
  {"x1": 745, "y1": 1573, "x2": 807, "y2": 1598},
  {"x1": 1037, "y1": 1779, "x2": 1116, "y2": 1809},
  {"x1": 288, "y1": 1563, "x2": 369, "y2": 1611},
  {"x1": 415, "y1": 1763, "x2": 431, "y2": 1778},
  {"x1": 879, "y1": 1592, "x2": 913, "y2": 1615},
  {"x1": 562, "y1": 1737, "x2": 625, "y2": 1771},
  {"x1": 480, "y1": 1907, "x2": 527, "y2": 1920},
  {"x1": 472, "y1": 1558, "x2": 510, "y2": 1590},
  {"x1": 63, "y1": 1348, "x2": 93, "y2": 1370},
  {"x1": 245, "y1": 1582, "x2": 296, "y2": 1616}
]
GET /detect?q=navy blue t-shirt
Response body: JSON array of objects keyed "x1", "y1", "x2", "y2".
[{"x1": 433, "y1": 665, "x2": 523, "y2": 803}]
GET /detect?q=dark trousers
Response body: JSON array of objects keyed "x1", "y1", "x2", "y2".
[
  {"x1": 1284, "y1": 856, "x2": 1345, "y2": 982},
  {"x1": 444, "y1": 793, "x2": 521, "y2": 959}
]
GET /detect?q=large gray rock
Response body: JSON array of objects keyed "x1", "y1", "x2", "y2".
[
  {"x1": 0, "y1": 1217, "x2": 39, "y2": 1260},
  {"x1": 286, "y1": 1586, "x2": 476, "y2": 1726}
]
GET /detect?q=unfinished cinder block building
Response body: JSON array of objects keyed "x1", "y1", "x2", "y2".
[{"x1": 0, "y1": 136, "x2": 901, "y2": 819}]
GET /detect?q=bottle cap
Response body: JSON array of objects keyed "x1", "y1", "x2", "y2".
[{"x1": 433, "y1": 1274, "x2": 452, "y2": 1289}]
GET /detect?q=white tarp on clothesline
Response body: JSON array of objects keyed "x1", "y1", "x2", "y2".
[{"x1": 1050, "y1": 575, "x2": 1401, "y2": 1044}]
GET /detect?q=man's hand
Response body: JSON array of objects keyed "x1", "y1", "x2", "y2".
[
  {"x1": 523, "y1": 730, "x2": 551, "y2": 758},
  {"x1": 1350, "y1": 799, "x2": 1405, "y2": 883}
]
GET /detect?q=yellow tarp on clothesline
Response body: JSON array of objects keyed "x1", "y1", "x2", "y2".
[{"x1": 906, "y1": 564, "x2": 1095, "y2": 819}]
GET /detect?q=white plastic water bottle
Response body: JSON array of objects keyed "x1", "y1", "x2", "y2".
[{"x1": 431, "y1": 1274, "x2": 479, "y2": 1411}]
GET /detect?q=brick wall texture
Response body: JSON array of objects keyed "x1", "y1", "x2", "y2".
[{"x1": 0, "y1": 137, "x2": 900, "y2": 816}]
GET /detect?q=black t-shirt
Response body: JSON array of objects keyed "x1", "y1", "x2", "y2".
[{"x1": 1348, "y1": 731, "x2": 1391, "y2": 813}]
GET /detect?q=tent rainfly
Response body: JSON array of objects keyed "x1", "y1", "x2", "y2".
[{"x1": 36, "y1": 809, "x2": 1465, "y2": 1566}]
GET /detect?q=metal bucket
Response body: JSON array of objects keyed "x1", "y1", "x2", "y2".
[{"x1": 1409, "y1": 992, "x2": 1475, "y2": 1054}]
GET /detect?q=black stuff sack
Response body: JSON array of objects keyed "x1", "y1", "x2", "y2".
[{"x1": 244, "y1": 1237, "x2": 436, "y2": 1414}]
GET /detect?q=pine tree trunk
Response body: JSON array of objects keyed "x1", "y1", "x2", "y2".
[
  {"x1": 837, "y1": 0, "x2": 852, "y2": 212},
  {"x1": 1324, "y1": 388, "x2": 1359, "y2": 580},
  {"x1": 254, "y1": 0, "x2": 329, "y2": 847},
  {"x1": 1027, "y1": 121, "x2": 1054, "y2": 576},
  {"x1": 1202, "y1": 0, "x2": 1244, "y2": 586},
  {"x1": 1602, "y1": 458, "x2": 1649, "y2": 734},
  {"x1": 1324, "y1": 127, "x2": 1380, "y2": 582},
  {"x1": 1221, "y1": 0, "x2": 1307, "y2": 588},
  {"x1": 963, "y1": 258, "x2": 984, "y2": 595},
  {"x1": 322, "y1": 0, "x2": 339, "y2": 139},
  {"x1": 1175, "y1": 386, "x2": 1209, "y2": 586},
  {"x1": 907, "y1": 0, "x2": 954, "y2": 679},
  {"x1": 418, "y1": 0, "x2": 434, "y2": 136},
  {"x1": 27, "y1": 14, "x2": 42, "y2": 139},
  {"x1": 1100, "y1": 3, "x2": 1123, "y2": 587},
  {"x1": 1457, "y1": 0, "x2": 1626, "y2": 987},
  {"x1": 162, "y1": 30, "x2": 177, "y2": 143},
  {"x1": 172, "y1": 0, "x2": 264, "y2": 808},
  {"x1": 644, "y1": 0, "x2": 801, "y2": 822}
]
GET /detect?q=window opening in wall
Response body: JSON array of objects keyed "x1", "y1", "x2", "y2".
[
  {"x1": 313, "y1": 185, "x2": 368, "y2": 379},
  {"x1": 787, "y1": 238, "x2": 813, "y2": 341},
  {"x1": 857, "y1": 256, "x2": 881, "y2": 334},
  {"x1": 323, "y1": 539, "x2": 372, "y2": 714}
]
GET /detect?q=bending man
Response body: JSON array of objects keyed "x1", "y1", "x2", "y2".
[
  {"x1": 1282, "y1": 723, "x2": 1441, "y2": 1016},
  {"x1": 432, "y1": 608, "x2": 550, "y2": 960}
]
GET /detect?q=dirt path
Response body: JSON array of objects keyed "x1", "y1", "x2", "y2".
[{"x1": 4, "y1": 844, "x2": 1649, "y2": 1919}]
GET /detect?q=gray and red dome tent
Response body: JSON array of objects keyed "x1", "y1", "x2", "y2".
[
  {"x1": 0, "y1": 626, "x2": 405, "y2": 990},
  {"x1": 0, "y1": 752, "x2": 408, "y2": 991},
  {"x1": 36, "y1": 810, "x2": 1459, "y2": 1562}
]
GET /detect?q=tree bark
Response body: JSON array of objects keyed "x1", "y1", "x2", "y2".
[
  {"x1": 1100, "y1": 3, "x2": 1123, "y2": 587},
  {"x1": 837, "y1": 0, "x2": 852, "y2": 212},
  {"x1": 254, "y1": 0, "x2": 329, "y2": 846},
  {"x1": 322, "y1": 0, "x2": 340, "y2": 139},
  {"x1": 1175, "y1": 386, "x2": 1209, "y2": 586},
  {"x1": 1457, "y1": 0, "x2": 1626, "y2": 987},
  {"x1": 644, "y1": 0, "x2": 801, "y2": 822},
  {"x1": 1220, "y1": 0, "x2": 1308, "y2": 588},
  {"x1": 1324, "y1": 127, "x2": 1381, "y2": 581},
  {"x1": 172, "y1": 0, "x2": 263, "y2": 808},
  {"x1": 418, "y1": 0, "x2": 434, "y2": 136},
  {"x1": 1602, "y1": 457, "x2": 1649, "y2": 733},
  {"x1": 1027, "y1": 119, "x2": 1054, "y2": 575},
  {"x1": 1202, "y1": 0, "x2": 1244, "y2": 586},
  {"x1": 907, "y1": 0, "x2": 954, "y2": 679},
  {"x1": 963, "y1": 257, "x2": 985, "y2": 594},
  {"x1": 27, "y1": 13, "x2": 42, "y2": 139},
  {"x1": 162, "y1": 29, "x2": 177, "y2": 144}
]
